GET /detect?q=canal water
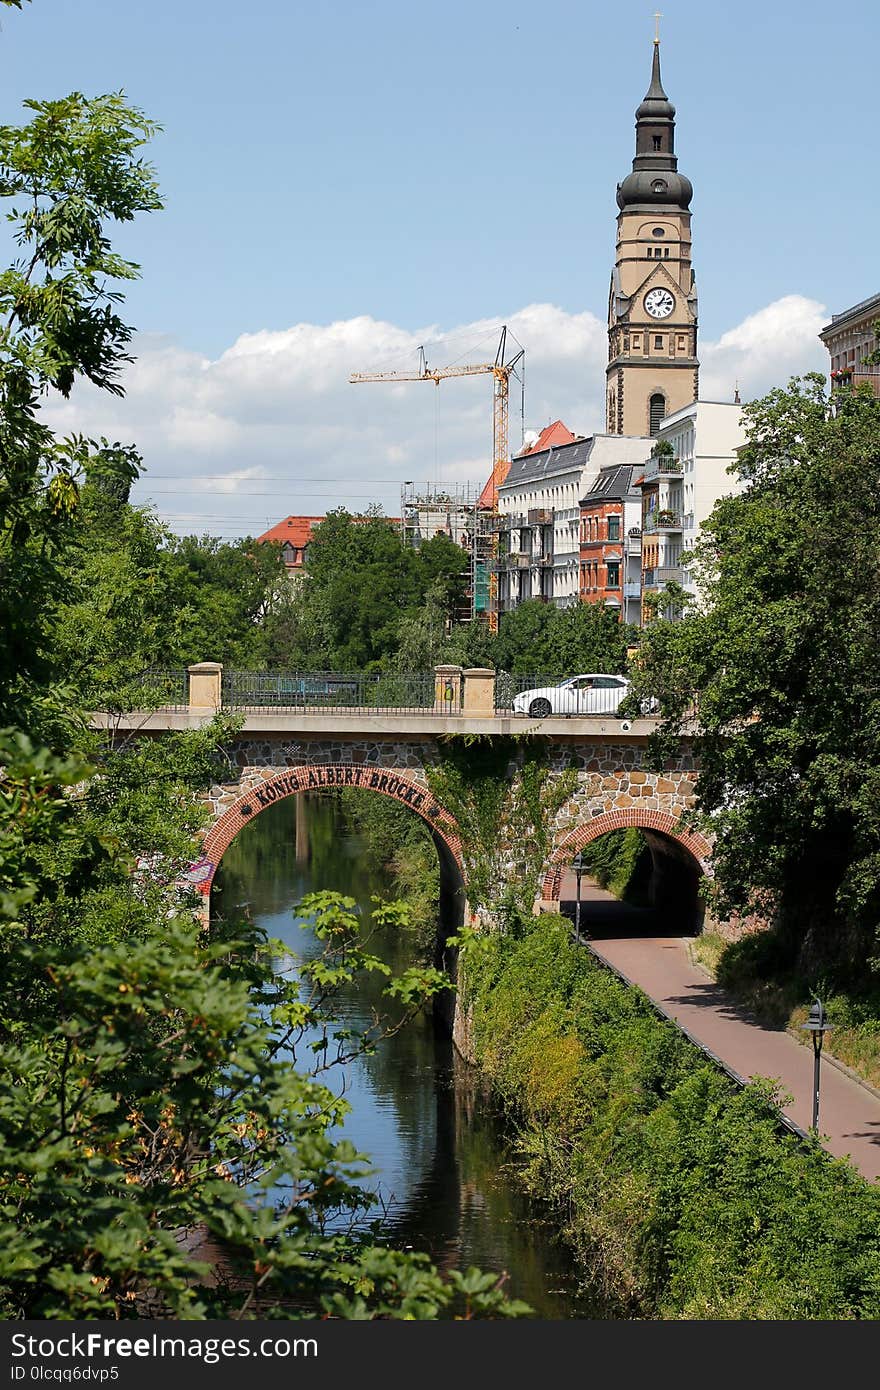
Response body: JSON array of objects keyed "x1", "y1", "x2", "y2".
[{"x1": 211, "y1": 792, "x2": 597, "y2": 1318}]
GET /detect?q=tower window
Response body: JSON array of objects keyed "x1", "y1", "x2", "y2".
[
  {"x1": 649, "y1": 393, "x2": 666, "y2": 436},
  {"x1": 663, "y1": 247, "x2": 670, "y2": 257},
  {"x1": 651, "y1": 227, "x2": 665, "y2": 237},
  {"x1": 652, "y1": 135, "x2": 662, "y2": 150},
  {"x1": 654, "y1": 335, "x2": 663, "y2": 349}
]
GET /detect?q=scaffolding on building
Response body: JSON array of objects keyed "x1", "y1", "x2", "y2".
[{"x1": 399, "y1": 481, "x2": 496, "y2": 624}]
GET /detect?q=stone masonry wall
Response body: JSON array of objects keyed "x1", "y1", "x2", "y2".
[{"x1": 196, "y1": 735, "x2": 704, "y2": 906}]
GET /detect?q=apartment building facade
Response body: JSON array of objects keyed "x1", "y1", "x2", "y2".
[
  {"x1": 819, "y1": 291, "x2": 880, "y2": 398},
  {"x1": 636, "y1": 399, "x2": 745, "y2": 616},
  {"x1": 495, "y1": 432, "x2": 652, "y2": 611},
  {"x1": 579, "y1": 464, "x2": 643, "y2": 625}
]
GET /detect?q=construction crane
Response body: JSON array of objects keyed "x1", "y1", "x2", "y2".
[
  {"x1": 350, "y1": 325, "x2": 524, "y2": 509},
  {"x1": 350, "y1": 326, "x2": 525, "y2": 630}
]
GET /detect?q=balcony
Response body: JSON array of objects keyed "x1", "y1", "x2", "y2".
[
  {"x1": 831, "y1": 370, "x2": 880, "y2": 399},
  {"x1": 626, "y1": 533, "x2": 642, "y2": 555},
  {"x1": 535, "y1": 553, "x2": 553, "y2": 566},
  {"x1": 507, "y1": 552, "x2": 531, "y2": 569},
  {"x1": 528, "y1": 508, "x2": 553, "y2": 525},
  {"x1": 499, "y1": 512, "x2": 527, "y2": 531},
  {"x1": 643, "y1": 567, "x2": 687, "y2": 588},
  {"x1": 644, "y1": 511, "x2": 682, "y2": 533},
  {"x1": 642, "y1": 455, "x2": 683, "y2": 482},
  {"x1": 623, "y1": 580, "x2": 642, "y2": 599}
]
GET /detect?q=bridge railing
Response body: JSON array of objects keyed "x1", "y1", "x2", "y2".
[
  {"x1": 221, "y1": 670, "x2": 458, "y2": 715},
  {"x1": 133, "y1": 669, "x2": 190, "y2": 711}
]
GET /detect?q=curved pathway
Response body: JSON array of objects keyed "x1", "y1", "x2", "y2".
[{"x1": 560, "y1": 877, "x2": 880, "y2": 1182}]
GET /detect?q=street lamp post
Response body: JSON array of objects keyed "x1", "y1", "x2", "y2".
[
  {"x1": 801, "y1": 999, "x2": 832, "y2": 1133},
  {"x1": 573, "y1": 851, "x2": 587, "y2": 942}
]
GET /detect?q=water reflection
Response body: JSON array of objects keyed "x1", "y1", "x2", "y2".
[{"x1": 211, "y1": 792, "x2": 599, "y2": 1317}]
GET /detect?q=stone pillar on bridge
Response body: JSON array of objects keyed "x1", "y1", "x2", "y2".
[
  {"x1": 462, "y1": 668, "x2": 496, "y2": 716},
  {"x1": 433, "y1": 665, "x2": 462, "y2": 713},
  {"x1": 188, "y1": 662, "x2": 223, "y2": 713}
]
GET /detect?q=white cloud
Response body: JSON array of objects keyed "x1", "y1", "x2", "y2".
[
  {"x1": 700, "y1": 295, "x2": 827, "y2": 401},
  {"x1": 39, "y1": 294, "x2": 828, "y2": 538}
]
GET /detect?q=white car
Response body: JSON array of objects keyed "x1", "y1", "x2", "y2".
[{"x1": 512, "y1": 674, "x2": 631, "y2": 719}]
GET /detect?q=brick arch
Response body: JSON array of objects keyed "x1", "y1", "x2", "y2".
[
  {"x1": 184, "y1": 763, "x2": 463, "y2": 899},
  {"x1": 541, "y1": 809, "x2": 712, "y2": 902}
]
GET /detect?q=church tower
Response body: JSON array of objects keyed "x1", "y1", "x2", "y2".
[{"x1": 606, "y1": 38, "x2": 698, "y2": 436}]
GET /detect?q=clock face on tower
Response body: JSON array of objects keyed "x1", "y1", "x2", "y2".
[{"x1": 644, "y1": 287, "x2": 675, "y2": 319}]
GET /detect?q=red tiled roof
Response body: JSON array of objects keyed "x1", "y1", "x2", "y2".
[
  {"x1": 517, "y1": 420, "x2": 577, "y2": 456},
  {"x1": 256, "y1": 515, "x2": 325, "y2": 550},
  {"x1": 477, "y1": 461, "x2": 509, "y2": 510},
  {"x1": 257, "y1": 514, "x2": 402, "y2": 567},
  {"x1": 477, "y1": 420, "x2": 579, "y2": 509}
]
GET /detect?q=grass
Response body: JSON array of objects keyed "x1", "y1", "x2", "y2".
[{"x1": 689, "y1": 931, "x2": 880, "y2": 1092}]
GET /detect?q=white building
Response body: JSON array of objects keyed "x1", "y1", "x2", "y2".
[
  {"x1": 638, "y1": 400, "x2": 746, "y2": 614},
  {"x1": 496, "y1": 432, "x2": 652, "y2": 611}
]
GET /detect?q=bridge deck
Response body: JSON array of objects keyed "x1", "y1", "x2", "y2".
[{"x1": 90, "y1": 710, "x2": 665, "y2": 738}]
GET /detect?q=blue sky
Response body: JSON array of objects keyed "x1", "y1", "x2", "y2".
[{"x1": 3, "y1": 0, "x2": 878, "y2": 535}]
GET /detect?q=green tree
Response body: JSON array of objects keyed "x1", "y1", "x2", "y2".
[
  {"x1": 288, "y1": 511, "x2": 469, "y2": 670},
  {"x1": 0, "y1": 63, "x2": 526, "y2": 1318},
  {"x1": 445, "y1": 598, "x2": 636, "y2": 678},
  {"x1": 0, "y1": 91, "x2": 161, "y2": 737},
  {"x1": 631, "y1": 373, "x2": 880, "y2": 976},
  {"x1": 163, "y1": 533, "x2": 294, "y2": 669}
]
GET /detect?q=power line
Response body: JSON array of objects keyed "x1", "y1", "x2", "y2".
[{"x1": 139, "y1": 474, "x2": 415, "y2": 483}]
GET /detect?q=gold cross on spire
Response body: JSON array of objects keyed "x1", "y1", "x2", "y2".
[{"x1": 654, "y1": 10, "x2": 662, "y2": 43}]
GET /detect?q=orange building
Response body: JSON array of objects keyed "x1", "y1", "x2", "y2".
[
  {"x1": 579, "y1": 463, "x2": 643, "y2": 625},
  {"x1": 256, "y1": 515, "x2": 325, "y2": 572},
  {"x1": 257, "y1": 514, "x2": 400, "y2": 573}
]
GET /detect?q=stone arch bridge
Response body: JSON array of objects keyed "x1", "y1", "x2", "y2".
[
  {"x1": 194, "y1": 725, "x2": 709, "y2": 923},
  {"x1": 99, "y1": 672, "x2": 711, "y2": 930}
]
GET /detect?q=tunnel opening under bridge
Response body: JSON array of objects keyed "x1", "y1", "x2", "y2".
[{"x1": 544, "y1": 811, "x2": 711, "y2": 938}]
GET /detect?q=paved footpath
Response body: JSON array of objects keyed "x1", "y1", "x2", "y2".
[{"x1": 559, "y1": 876, "x2": 880, "y2": 1182}]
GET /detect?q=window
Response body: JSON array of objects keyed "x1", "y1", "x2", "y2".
[
  {"x1": 649, "y1": 393, "x2": 666, "y2": 435},
  {"x1": 608, "y1": 514, "x2": 620, "y2": 541},
  {"x1": 652, "y1": 135, "x2": 662, "y2": 149},
  {"x1": 663, "y1": 247, "x2": 670, "y2": 257},
  {"x1": 651, "y1": 227, "x2": 665, "y2": 237},
  {"x1": 654, "y1": 335, "x2": 663, "y2": 349}
]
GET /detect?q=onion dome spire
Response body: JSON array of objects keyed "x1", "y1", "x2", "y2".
[{"x1": 616, "y1": 39, "x2": 692, "y2": 211}]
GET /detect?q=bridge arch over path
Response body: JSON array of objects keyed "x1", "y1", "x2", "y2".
[{"x1": 541, "y1": 809, "x2": 712, "y2": 933}]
